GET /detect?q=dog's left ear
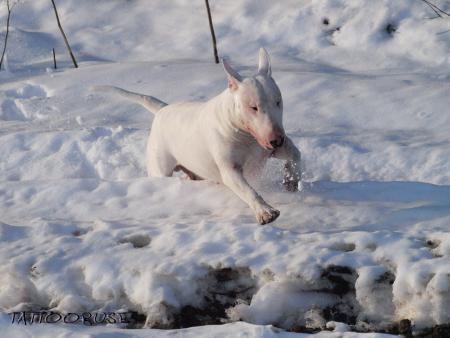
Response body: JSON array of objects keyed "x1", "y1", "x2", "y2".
[
  {"x1": 222, "y1": 58, "x2": 242, "y2": 92},
  {"x1": 258, "y1": 47, "x2": 271, "y2": 77}
]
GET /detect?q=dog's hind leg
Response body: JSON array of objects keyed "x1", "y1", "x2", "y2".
[
  {"x1": 174, "y1": 165, "x2": 202, "y2": 180},
  {"x1": 147, "y1": 155, "x2": 176, "y2": 177},
  {"x1": 146, "y1": 145, "x2": 177, "y2": 178}
]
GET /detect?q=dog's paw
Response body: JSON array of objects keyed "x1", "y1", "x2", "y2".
[
  {"x1": 283, "y1": 179, "x2": 299, "y2": 192},
  {"x1": 255, "y1": 206, "x2": 280, "y2": 225}
]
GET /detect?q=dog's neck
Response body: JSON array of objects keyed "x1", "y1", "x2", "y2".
[{"x1": 214, "y1": 89, "x2": 254, "y2": 145}]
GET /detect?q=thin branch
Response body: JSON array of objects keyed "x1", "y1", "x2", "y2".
[
  {"x1": 52, "y1": 47, "x2": 56, "y2": 69},
  {"x1": 50, "y1": 0, "x2": 78, "y2": 68},
  {"x1": 421, "y1": 0, "x2": 450, "y2": 17},
  {"x1": 204, "y1": 0, "x2": 219, "y2": 64},
  {"x1": 429, "y1": 0, "x2": 450, "y2": 16},
  {"x1": 424, "y1": 1, "x2": 443, "y2": 17},
  {"x1": 0, "y1": 0, "x2": 13, "y2": 70}
]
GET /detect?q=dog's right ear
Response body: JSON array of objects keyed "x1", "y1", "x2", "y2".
[
  {"x1": 222, "y1": 58, "x2": 242, "y2": 92},
  {"x1": 258, "y1": 47, "x2": 271, "y2": 77}
]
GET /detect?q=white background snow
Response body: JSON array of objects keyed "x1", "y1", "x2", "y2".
[{"x1": 1, "y1": 0, "x2": 450, "y2": 337}]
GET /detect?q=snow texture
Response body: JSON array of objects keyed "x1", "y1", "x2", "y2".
[{"x1": 1, "y1": 0, "x2": 450, "y2": 337}]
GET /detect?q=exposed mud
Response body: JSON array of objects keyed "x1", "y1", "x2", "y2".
[{"x1": 67, "y1": 265, "x2": 449, "y2": 336}]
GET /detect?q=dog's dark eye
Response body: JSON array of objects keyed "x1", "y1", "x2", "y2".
[
  {"x1": 251, "y1": 106, "x2": 258, "y2": 111},
  {"x1": 276, "y1": 101, "x2": 281, "y2": 107}
]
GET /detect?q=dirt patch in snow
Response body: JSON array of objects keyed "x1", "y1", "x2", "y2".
[{"x1": 124, "y1": 265, "x2": 450, "y2": 336}]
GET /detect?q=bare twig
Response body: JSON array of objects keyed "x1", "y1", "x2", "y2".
[
  {"x1": 0, "y1": 0, "x2": 15, "y2": 70},
  {"x1": 424, "y1": 1, "x2": 443, "y2": 17},
  {"x1": 50, "y1": 0, "x2": 78, "y2": 68},
  {"x1": 204, "y1": 0, "x2": 219, "y2": 64},
  {"x1": 421, "y1": 0, "x2": 450, "y2": 17},
  {"x1": 430, "y1": 0, "x2": 450, "y2": 16},
  {"x1": 52, "y1": 47, "x2": 56, "y2": 69}
]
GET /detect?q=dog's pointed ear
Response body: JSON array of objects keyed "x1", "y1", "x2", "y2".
[
  {"x1": 222, "y1": 58, "x2": 242, "y2": 91},
  {"x1": 258, "y1": 47, "x2": 271, "y2": 77}
]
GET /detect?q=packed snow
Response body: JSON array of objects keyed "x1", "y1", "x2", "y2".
[{"x1": 1, "y1": 0, "x2": 450, "y2": 337}]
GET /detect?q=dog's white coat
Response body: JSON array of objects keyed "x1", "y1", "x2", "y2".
[{"x1": 96, "y1": 49, "x2": 301, "y2": 224}]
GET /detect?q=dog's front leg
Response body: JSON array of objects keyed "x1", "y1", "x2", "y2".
[
  {"x1": 220, "y1": 164, "x2": 280, "y2": 225},
  {"x1": 272, "y1": 136, "x2": 302, "y2": 192}
]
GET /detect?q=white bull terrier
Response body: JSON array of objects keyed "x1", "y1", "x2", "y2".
[{"x1": 96, "y1": 48, "x2": 301, "y2": 224}]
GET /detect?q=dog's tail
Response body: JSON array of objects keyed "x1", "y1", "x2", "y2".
[{"x1": 92, "y1": 85, "x2": 168, "y2": 113}]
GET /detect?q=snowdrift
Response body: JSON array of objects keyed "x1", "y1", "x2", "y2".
[{"x1": 2, "y1": 0, "x2": 450, "y2": 71}]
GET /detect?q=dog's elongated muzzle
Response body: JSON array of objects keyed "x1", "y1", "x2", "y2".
[{"x1": 270, "y1": 135, "x2": 284, "y2": 148}]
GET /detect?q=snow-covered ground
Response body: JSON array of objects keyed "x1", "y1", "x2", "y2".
[{"x1": 1, "y1": 0, "x2": 450, "y2": 337}]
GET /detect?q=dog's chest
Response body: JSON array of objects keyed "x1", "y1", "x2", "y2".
[{"x1": 241, "y1": 144, "x2": 270, "y2": 179}]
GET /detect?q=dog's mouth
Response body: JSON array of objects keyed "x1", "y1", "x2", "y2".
[{"x1": 245, "y1": 126, "x2": 274, "y2": 150}]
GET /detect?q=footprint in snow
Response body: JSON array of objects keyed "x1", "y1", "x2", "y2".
[
  {"x1": 72, "y1": 228, "x2": 91, "y2": 237},
  {"x1": 329, "y1": 242, "x2": 356, "y2": 252},
  {"x1": 0, "y1": 99, "x2": 27, "y2": 121},
  {"x1": 1, "y1": 84, "x2": 49, "y2": 121},
  {"x1": 425, "y1": 239, "x2": 443, "y2": 258},
  {"x1": 6, "y1": 84, "x2": 49, "y2": 99},
  {"x1": 118, "y1": 234, "x2": 151, "y2": 248}
]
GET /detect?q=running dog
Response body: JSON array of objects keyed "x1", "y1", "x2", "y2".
[{"x1": 95, "y1": 48, "x2": 301, "y2": 224}]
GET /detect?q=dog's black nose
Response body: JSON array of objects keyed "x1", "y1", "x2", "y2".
[{"x1": 270, "y1": 135, "x2": 285, "y2": 148}]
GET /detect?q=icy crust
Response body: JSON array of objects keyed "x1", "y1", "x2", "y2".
[{"x1": 0, "y1": 216, "x2": 449, "y2": 332}]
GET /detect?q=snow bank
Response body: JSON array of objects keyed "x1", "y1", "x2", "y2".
[
  {"x1": 1, "y1": 215, "x2": 450, "y2": 332},
  {"x1": 2, "y1": 0, "x2": 450, "y2": 71}
]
